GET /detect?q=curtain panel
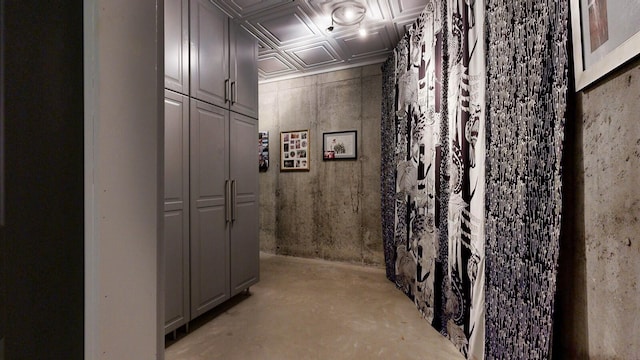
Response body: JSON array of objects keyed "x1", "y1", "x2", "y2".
[{"x1": 381, "y1": 1, "x2": 567, "y2": 359}]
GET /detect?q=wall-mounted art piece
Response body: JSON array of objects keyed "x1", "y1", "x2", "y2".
[
  {"x1": 280, "y1": 130, "x2": 309, "y2": 171},
  {"x1": 259, "y1": 131, "x2": 269, "y2": 172},
  {"x1": 322, "y1": 130, "x2": 357, "y2": 160},
  {"x1": 571, "y1": 0, "x2": 640, "y2": 90}
]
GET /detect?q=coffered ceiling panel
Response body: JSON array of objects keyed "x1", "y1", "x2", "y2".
[
  {"x1": 251, "y1": 6, "x2": 321, "y2": 46},
  {"x1": 336, "y1": 24, "x2": 394, "y2": 60},
  {"x1": 257, "y1": 54, "x2": 298, "y2": 77},
  {"x1": 289, "y1": 42, "x2": 340, "y2": 68},
  {"x1": 215, "y1": 0, "x2": 292, "y2": 18},
  {"x1": 388, "y1": 0, "x2": 429, "y2": 18},
  {"x1": 211, "y1": 0, "x2": 428, "y2": 82}
]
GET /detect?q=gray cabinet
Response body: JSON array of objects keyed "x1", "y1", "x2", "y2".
[
  {"x1": 163, "y1": 0, "x2": 259, "y2": 335},
  {"x1": 229, "y1": 22, "x2": 259, "y2": 119},
  {"x1": 189, "y1": 0, "x2": 258, "y2": 118},
  {"x1": 164, "y1": 0, "x2": 189, "y2": 94},
  {"x1": 190, "y1": 0, "x2": 228, "y2": 107},
  {"x1": 229, "y1": 112, "x2": 260, "y2": 295},
  {"x1": 163, "y1": 90, "x2": 190, "y2": 333},
  {"x1": 189, "y1": 100, "x2": 230, "y2": 317},
  {"x1": 189, "y1": 100, "x2": 260, "y2": 316}
]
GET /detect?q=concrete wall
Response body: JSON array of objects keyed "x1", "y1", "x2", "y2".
[
  {"x1": 258, "y1": 65, "x2": 383, "y2": 266},
  {"x1": 84, "y1": 0, "x2": 164, "y2": 358},
  {"x1": 555, "y1": 60, "x2": 640, "y2": 358}
]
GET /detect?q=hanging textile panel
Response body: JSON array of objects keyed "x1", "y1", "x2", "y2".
[
  {"x1": 381, "y1": 1, "x2": 486, "y2": 359},
  {"x1": 444, "y1": 0, "x2": 486, "y2": 358},
  {"x1": 381, "y1": 54, "x2": 397, "y2": 283},
  {"x1": 391, "y1": 1, "x2": 444, "y2": 328},
  {"x1": 383, "y1": 1, "x2": 568, "y2": 359},
  {"x1": 484, "y1": 0, "x2": 568, "y2": 358}
]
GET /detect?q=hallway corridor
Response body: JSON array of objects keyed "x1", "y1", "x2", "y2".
[{"x1": 165, "y1": 253, "x2": 463, "y2": 359}]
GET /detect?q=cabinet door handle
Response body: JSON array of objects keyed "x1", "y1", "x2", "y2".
[
  {"x1": 224, "y1": 79, "x2": 233, "y2": 103},
  {"x1": 231, "y1": 81, "x2": 236, "y2": 105},
  {"x1": 225, "y1": 179, "x2": 231, "y2": 223},
  {"x1": 231, "y1": 179, "x2": 237, "y2": 222}
]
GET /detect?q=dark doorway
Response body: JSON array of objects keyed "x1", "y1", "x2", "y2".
[{"x1": 1, "y1": 1, "x2": 84, "y2": 358}]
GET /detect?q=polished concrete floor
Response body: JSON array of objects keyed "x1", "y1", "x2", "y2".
[{"x1": 165, "y1": 253, "x2": 464, "y2": 360}]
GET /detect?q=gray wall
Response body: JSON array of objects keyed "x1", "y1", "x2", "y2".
[
  {"x1": 84, "y1": 0, "x2": 164, "y2": 358},
  {"x1": 258, "y1": 65, "x2": 383, "y2": 266},
  {"x1": 555, "y1": 60, "x2": 640, "y2": 358}
]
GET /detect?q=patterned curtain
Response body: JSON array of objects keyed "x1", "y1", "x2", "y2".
[
  {"x1": 444, "y1": 0, "x2": 486, "y2": 357},
  {"x1": 381, "y1": 1, "x2": 567, "y2": 359},
  {"x1": 381, "y1": 54, "x2": 397, "y2": 283},
  {"x1": 484, "y1": 1, "x2": 568, "y2": 358},
  {"x1": 381, "y1": 1, "x2": 485, "y2": 359}
]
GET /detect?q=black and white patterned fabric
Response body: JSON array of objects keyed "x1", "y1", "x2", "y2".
[
  {"x1": 381, "y1": 1, "x2": 567, "y2": 359},
  {"x1": 381, "y1": 2, "x2": 484, "y2": 358},
  {"x1": 484, "y1": 1, "x2": 568, "y2": 358},
  {"x1": 381, "y1": 55, "x2": 398, "y2": 283}
]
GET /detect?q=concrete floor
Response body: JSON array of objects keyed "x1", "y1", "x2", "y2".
[{"x1": 165, "y1": 253, "x2": 464, "y2": 360}]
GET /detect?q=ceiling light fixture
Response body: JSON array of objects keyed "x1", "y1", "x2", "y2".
[
  {"x1": 326, "y1": 2, "x2": 366, "y2": 32},
  {"x1": 345, "y1": 8, "x2": 355, "y2": 20},
  {"x1": 358, "y1": 24, "x2": 367, "y2": 37}
]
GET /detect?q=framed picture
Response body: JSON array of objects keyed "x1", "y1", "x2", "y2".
[
  {"x1": 259, "y1": 131, "x2": 269, "y2": 172},
  {"x1": 322, "y1": 130, "x2": 357, "y2": 160},
  {"x1": 571, "y1": 0, "x2": 640, "y2": 90},
  {"x1": 280, "y1": 130, "x2": 310, "y2": 171}
]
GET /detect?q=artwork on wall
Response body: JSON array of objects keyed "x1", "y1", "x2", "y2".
[
  {"x1": 280, "y1": 130, "x2": 310, "y2": 171},
  {"x1": 571, "y1": 0, "x2": 640, "y2": 90},
  {"x1": 322, "y1": 131, "x2": 357, "y2": 160},
  {"x1": 259, "y1": 131, "x2": 269, "y2": 172}
]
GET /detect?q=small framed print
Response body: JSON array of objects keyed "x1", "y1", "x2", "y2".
[
  {"x1": 259, "y1": 131, "x2": 269, "y2": 172},
  {"x1": 322, "y1": 130, "x2": 357, "y2": 160},
  {"x1": 280, "y1": 130, "x2": 310, "y2": 171}
]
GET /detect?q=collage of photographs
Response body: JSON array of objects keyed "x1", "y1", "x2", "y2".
[{"x1": 280, "y1": 130, "x2": 310, "y2": 171}]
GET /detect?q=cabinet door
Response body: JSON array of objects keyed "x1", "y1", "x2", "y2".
[
  {"x1": 190, "y1": 0, "x2": 229, "y2": 108},
  {"x1": 163, "y1": 90, "x2": 190, "y2": 333},
  {"x1": 190, "y1": 99, "x2": 230, "y2": 318},
  {"x1": 229, "y1": 112, "x2": 259, "y2": 296},
  {"x1": 164, "y1": 0, "x2": 189, "y2": 94},
  {"x1": 230, "y1": 21, "x2": 259, "y2": 119}
]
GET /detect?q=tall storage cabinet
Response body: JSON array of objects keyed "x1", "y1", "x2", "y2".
[
  {"x1": 163, "y1": 0, "x2": 259, "y2": 335},
  {"x1": 189, "y1": 99, "x2": 230, "y2": 318},
  {"x1": 163, "y1": 90, "x2": 191, "y2": 334},
  {"x1": 229, "y1": 112, "x2": 259, "y2": 295}
]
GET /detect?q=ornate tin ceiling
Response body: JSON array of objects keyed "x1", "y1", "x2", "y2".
[{"x1": 211, "y1": 0, "x2": 428, "y2": 82}]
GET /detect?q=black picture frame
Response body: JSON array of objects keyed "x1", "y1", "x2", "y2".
[
  {"x1": 322, "y1": 130, "x2": 357, "y2": 160},
  {"x1": 280, "y1": 129, "x2": 310, "y2": 171}
]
